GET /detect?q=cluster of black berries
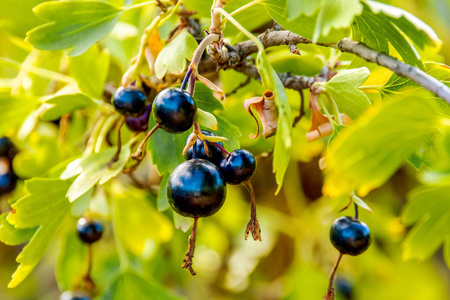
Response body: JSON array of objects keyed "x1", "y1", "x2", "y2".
[
  {"x1": 63, "y1": 218, "x2": 103, "y2": 300},
  {"x1": 0, "y1": 137, "x2": 17, "y2": 196},
  {"x1": 113, "y1": 83, "x2": 259, "y2": 275}
]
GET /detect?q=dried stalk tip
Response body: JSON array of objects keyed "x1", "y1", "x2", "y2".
[
  {"x1": 182, "y1": 217, "x2": 198, "y2": 276},
  {"x1": 245, "y1": 217, "x2": 262, "y2": 242},
  {"x1": 182, "y1": 253, "x2": 197, "y2": 276},
  {"x1": 323, "y1": 289, "x2": 335, "y2": 300}
]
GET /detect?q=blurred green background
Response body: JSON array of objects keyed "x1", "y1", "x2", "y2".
[{"x1": 0, "y1": 0, "x2": 450, "y2": 299}]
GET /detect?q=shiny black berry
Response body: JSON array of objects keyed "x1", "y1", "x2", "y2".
[
  {"x1": 153, "y1": 88, "x2": 197, "y2": 133},
  {"x1": 76, "y1": 218, "x2": 103, "y2": 244},
  {"x1": 70, "y1": 297, "x2": 91, "y2": 300},
  {"x1": 126, "y1": 105, "x2": 151, "y2": 132},
  {"x1": 0, "y1": 158, "x2": 16, "y2": 195},
  {"x1": 113, "y1": 87, "x2": 147, "y2": 116},
  {"x1": 330, "y1": 216, "x2": 371, "y2": 256},
  {"x1": 167, "y1": 159, "x2": 226, "y2": 218},
  {"x1": 0, "y1": 137, "x2": 15, "y2": 158},
  {"x1": 185, "y1": 131, "x2": 225, "y2": 166},
  {"x1": 219, "y1": 149, "x2": 256, "y2": 185}
]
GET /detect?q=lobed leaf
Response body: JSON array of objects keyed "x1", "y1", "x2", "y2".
[
  {"x1": 6, "y1": 179, "x2": 72, "y2": 288},
  {"x1": 0, "y1": 213, "x2": 37, "y2": 246}
]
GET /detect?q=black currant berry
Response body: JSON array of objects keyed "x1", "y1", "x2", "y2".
[
  {"x1": 167, "y1": 159, "x2": 226, "y2": 218},
  {"x1": 70, "y1": 297, "x2": 91, "y2": 300},
  {"x1": 0, "y1": 137, "x2": 14, "y2": 158},
  {"x1": 76, "y1": 218, "x2": 103, "y2": 244},
  {"x1": 126, "y1": 105, "x2": 151, "y2": 132},
  {"x1": 335, "y1": 277, "x2": 353, "y2": 299},
  {"x1": 113, "y1": 87, "x2": 147, "y2": 116},
  {"x1": 185, "y1": 131, "x2": 225, "y2": 166},
  {"x1": 153, "y1": 88, "x2": 197, "y2": 133},
  {"x1": 330, "y1": 216, "x2": 371, "y2": 256},
  {"x1": 0, "y1": 158, "x2": 16, "y2": 195},
  {"x1": 219, "y1": 149, "x2": 256, "y2": 185}
]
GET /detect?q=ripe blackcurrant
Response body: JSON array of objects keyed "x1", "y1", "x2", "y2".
[
  {"x1": 0, "y1": 158, "x2": 16, "y2": 195},
  {"x1": 0, "y1": 137, "x2": 14, "y2": 158},
  {"x1": 126, "y1": 105, "x2": 151, "y2": 132},
  {"x1": 219, "y1": 149, "x2": 256, "y2": 185},
  {"x1": 113, "y1": 87, "x2": 147, "y2": 116},
  {"x1": 70, "y1": 297, "x2": 91, "y2": 300},
  {"x1": 76, "y1": 218, "x2": 103, "y2": 244},
  {"x1": 167, "y1": 159, "x2": 226, "y2": 218},
  {"x1": 153, "y1": 88, "x2": 197, "y2": 133},
  {"x1": 330, "y1": 216, "x2": 371, "y2": 256},
  {"x1": 185, "y1": 130, "x2": 225, "y2": 166}
]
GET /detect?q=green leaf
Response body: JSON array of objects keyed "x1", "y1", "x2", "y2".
[
  {"x1": 402, "y1": 185, "x2": 450, "y2": 261},
  {"x1": 6, "y1": 178, "x2": 72, "y2": 288},
  {"x1": 157, "y1": 173, "x2": 170, "y2": 211},
  {"x1": 154, "y1": 31, "x2": 198, "y2": 79},
  {"x1": 0, "y1": 94, "x2": 39, "y2": 136},
  {"x1": 0, "y1": 213, "x2": 36, "y2": 246},
  {"x1": 324, "y1": 96, "x2": 444, "y2": 196},
  {"x1": 195, "y1": 108, "x2": 218, "y2": 130},
  {"x1": 40, "y1": 93, "x2": 96, "y2": 121},
  {"x1": 69, "y1": 45, "x2": 110, "y2": 98},
  {"x1": 0, "y1": 0, "x2": 45, "y2": 38},
  {"x1": 212, "y1": 115, "x2": 241, "y2": 150},
  {"x1": 323, "y1": 67, "x2": 371, "y2": 119},
  {"x1": 263, "y1": 0, "x2": 350, "y2": 43},
  {"x1": 286, "y1": 0, "x2": 362, "y2": 42},
  {"x1": 102, "y1": 269, "x2": 182, "y2": 300},
  {"x1": 352, "y1": 194, "x2": 373, "y2": 214},
  {"x1": 113, "y1": 185, "x2": 173, "y2": 257},
  {"x1": 192, "y1": 82, "x2": 224, "y2": 112},
  {"x1": 26, "y1": 0, "x2": 122, "y2": 56},
  {"x1": 256, "y1": 51, "x2": 292, "y2": 194},
  {"x1": 352, "y1": 2, "x2": 440, "y2": 67},
  {"x1": 60, "y1": 143, "x2": 132, "y2": 202},
  {"x1": 55, "y1": 230, "x2": 88, "y2": 291}
]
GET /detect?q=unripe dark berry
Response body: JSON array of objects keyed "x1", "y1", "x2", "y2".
[
  {"x1": 0, "y1": 157, "x2": 16, "y2": 195},
  {"x1": 126, "y1": 105, "x2": 151, "y2": 132},
  {"x1": 167, "y1": 159, "x2": 226, "y2": 218},
  {"x1": 185, "y1": 131, "x2": 225, "y2": 166},
  {"x1": 76, "y1": 218, "x2": 103, "y2": 244},
  {"x1": 153, "y1": 88, "x2": 197, "y2": 133},
  {"x1": 0, "y1": 137, "x2": 15, "y2": 158},
  {"x1": 113, "y1": 87, "x2": 147, "y2": 116},
  {"x1": 330, "y1": 216, "x2": 371, "y2": 256},
  {"x1": 219, "y1": 149, "x2": 256, "y2": 185}
]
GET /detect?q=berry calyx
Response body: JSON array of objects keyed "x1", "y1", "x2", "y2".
[
  {"x1": 167, "y1": 159, "x2": 226, "y2": 218},
  {"x1": 219, "y1": 149, "x2": 256, "y2": 185},
  {"x1": 330, "y1": 216, "x2": 371, "y2": 256},
  {"x1": 126, "y1": 105, "x2": 151, "y2": 132},
  {"x1": 76, "y1": 218, "x2": 103, "y2": 244},
  {"x1": 113, "y1": 87, "x2": 147, "y2": 116},
  {"x1": 153, "y1": 88, "x2": 197, "y2": 133},
  {"x1": 185, "y1": 130, "x2": 225, "y2": 166}
]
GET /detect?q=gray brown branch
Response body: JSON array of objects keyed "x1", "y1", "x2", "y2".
[{"x1": 201, "y1": 29, "x2": 450, "y2": 103}]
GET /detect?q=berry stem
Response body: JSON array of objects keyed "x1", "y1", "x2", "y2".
[
  {"x1": 83, "y1": 244, "x2": 96, "y2": 295},
  {"x1": 354, "y1": 202, "x2": 359, "y2": 220},
  {"x1": 131, "y1": 123, "x2": 160, "y2": 161},
  {"x1": 243, "y1": 180, "x2": 262, "y2": 241},
  {"x1": 182, "y1": 216, "x2": 198, "y2": 276},
  {"x1": 187, "y1": 70, "x2": 196, "y2": 96},
  {"x1": 212, "y1": 142, "x2": 230, "y2": 155},
  {"x1": 188, "y1": 34, "x2": 220, "y2": 74},
  {"x1": 323, "y1": 253, "x2": 343, "y2": 300},
  {"x1": 107, "y1": 117, "x2": 125, "y2": 168},
  {"x1": 181, "y1": 68, "x2": 193, "y2": 91}
]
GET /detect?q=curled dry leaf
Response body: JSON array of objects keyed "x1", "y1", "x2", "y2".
[
  {"x1": 244, "y1": 90, "x2": 278, "y2": 139},
  {"x1": 197, "y1": 73, "x2": 225, "y2": 101},
  {"x1": 306, "y1": 93, "x2": 352, "y2": 142}
]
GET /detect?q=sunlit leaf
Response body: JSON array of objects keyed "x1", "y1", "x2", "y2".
[
  {"x1": 40, "y1": 93, "x2": 96, "y2": 121},
  {"x1": 0, "y1": 213, "x2": 36, "y2": 246}
]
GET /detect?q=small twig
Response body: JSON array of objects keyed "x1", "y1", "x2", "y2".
[
  {"x1": 323, "y1": 253, "x2": 344, "y2": 300},
  {"x1": 131, "y1": 123, "x2": 161, "y2": 161},
  {"x1": 292, "y1": 89, "x2": 305, "y2": 127},
  {"x1": 107, "y1": 118, "x2": 125, "y2": 168},
  {"x1": 225, "y1": 76, "x2": 252, "y2": 97},
  {"x1": 243, "y1": 180, "x2": 261, "y2": 242},
  {"x1": 182, "y1": 216, "x2": 198, "y2": 276}
]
